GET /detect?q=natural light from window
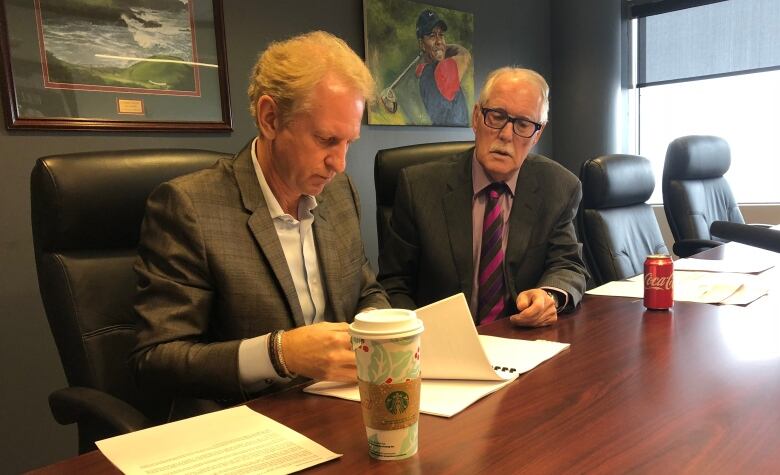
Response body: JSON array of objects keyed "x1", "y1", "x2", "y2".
[{"x1": 638, "y1": 69, "x2": 780, "y2": 204}]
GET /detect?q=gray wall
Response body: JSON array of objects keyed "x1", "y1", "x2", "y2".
[
  {"x1": 0, "y1": 1, "x2": 552, "y2": 471},
  {"x1": 550, "y1": 0, "x2": 625, "y2": 173}
]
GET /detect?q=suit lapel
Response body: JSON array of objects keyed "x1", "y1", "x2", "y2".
[
  {"x1": 443, "y1": 150, "x2": 476, "y2": 303},
  {"x1": 234, "y1": 141, "x2": 305, "y2": 327},
  {"x1": 506, "y1": 156, "x2": 542, "y2": 278},
  {"x1": 312, "y1": 193, "x2": 343, "y2": 321}
]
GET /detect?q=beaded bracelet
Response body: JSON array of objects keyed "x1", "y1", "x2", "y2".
[
  {"x1": 267, "y1": 330, "x2": 296, "y2": 379},
  {"x1": 275, "y1": 330, "x2": 296, "y2": 378},
  {"x1": 267, "y1": 330, "x2": 286, "y2": 378}
]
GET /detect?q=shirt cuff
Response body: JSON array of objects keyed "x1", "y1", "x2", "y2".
[
  {"x1": 238, "y1": 334, "x2": 289, "y2": 393},
  {"x1": 541, "y1": 287, "x2": 569, "y2": 311}
]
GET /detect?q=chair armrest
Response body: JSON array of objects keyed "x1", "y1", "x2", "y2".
[
  {"x1": 748, "y1": 223, "x2": 772, "y2": 228},
  {"x1": 49, "y1": 387, "x2": 151, "y2": 435},
  {"x1": 672, "y1": 239, "x2": 724, "y2": 258}
]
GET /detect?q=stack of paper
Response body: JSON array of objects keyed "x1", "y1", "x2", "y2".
[
  {"x1": 586, "y1": 271, "x2": 769, "y2": 305},
  {"x1": 96, "y1": 406, "x2": 340, "y2": 475},
  {"x1": 305, "y1": 294, "x2": 569, "y2": 417},
  {"x1": 672, "y1": 257, "x2": 774, "y2": 274}
]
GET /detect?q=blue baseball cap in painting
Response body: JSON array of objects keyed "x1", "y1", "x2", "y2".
[{"x1": 416, "y1": 9, "x2": 447, "y2": 39}]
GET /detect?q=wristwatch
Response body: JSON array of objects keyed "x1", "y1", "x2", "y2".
[{"x1": 545, "y1": 290, "x2": 561, "y2": 311}]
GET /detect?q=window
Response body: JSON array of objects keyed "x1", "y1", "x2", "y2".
[
  {"x1": 629, "y1": 0, "x2": 780, "y2": 204},
  {"x1": 638, "y1": 69, "x2": 780, "y2": 204}
]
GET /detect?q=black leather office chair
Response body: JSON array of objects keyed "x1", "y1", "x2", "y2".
[
  {"x1": 662, "y1": 135, "x2": 744, "y2": 257},
  {"x1": 31, "y1": 148, "x2": 229, "y2": 453},
  {"x1": 578, "y1": 154, "x2": 669, "y2": 286},
  {"x1": 374, "y1": 141, "x2": 473, "y2": 250}
]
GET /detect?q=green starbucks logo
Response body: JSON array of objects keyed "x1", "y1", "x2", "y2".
[{"x1": 385, "y1": 391, "x2": 409, "y2": 415}]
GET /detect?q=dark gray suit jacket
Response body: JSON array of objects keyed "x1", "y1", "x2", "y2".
[
  {"x1": 378, "y1": 147, "x2": 587, "y2": 316},
  {"x1": 131, "y1": 141, "x2": 388, "y2": 401}
]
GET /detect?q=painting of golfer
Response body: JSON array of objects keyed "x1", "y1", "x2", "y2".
[{"x1": 363, "y1": 0, "x2": 474, "y2": 126}]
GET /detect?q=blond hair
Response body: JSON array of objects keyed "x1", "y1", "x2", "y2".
[
  {"x1": 248, "y1": 31, "x2": 375, "y2": 125},
  {"x1": 478, "y1": 67, "x2": 550, "y2": 123}
]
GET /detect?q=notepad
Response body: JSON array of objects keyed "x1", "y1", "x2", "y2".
[
  {"x1": 305, "y1": 293, "x2": 570, "y2": 417},
  {"x1": 416, "y1": 293, "x2": 562, "y2": 381}
]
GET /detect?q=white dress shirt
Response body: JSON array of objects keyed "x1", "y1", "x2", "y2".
[{"x1": 237, "y1": 138, "x2": 326, "y2": 392}]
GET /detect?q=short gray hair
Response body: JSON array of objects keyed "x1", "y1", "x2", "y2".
[{"x1": 478, "y1": 67, "x2": 550, "y2": 123}]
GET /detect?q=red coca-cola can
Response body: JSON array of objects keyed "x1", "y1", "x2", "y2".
[{"x1": 644, "y1": 254, "x2": 673, "y2": 310}]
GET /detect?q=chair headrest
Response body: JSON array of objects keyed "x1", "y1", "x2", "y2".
[
  {"x1": 581, "y1": 154, "x2": 655, "y2": 208},
  {"x1": 31, "y1": 149, "x2": 230, "y2": 252},
  {"x1": 375, "y1": 141, "x2": 474, "y2": 206},
  {"x1": 664, "y1": 135, "x2": 730, "y2": 179}
]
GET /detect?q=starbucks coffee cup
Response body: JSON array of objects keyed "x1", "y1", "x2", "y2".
[{"x1": 349, "y1": 309, "x2": 424, "y2": 460}]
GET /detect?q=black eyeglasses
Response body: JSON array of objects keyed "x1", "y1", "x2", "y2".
[{"x1": 480, "y1": 107, "x2": 542, "y2": 138}]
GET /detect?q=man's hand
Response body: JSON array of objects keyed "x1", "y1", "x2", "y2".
[
  {"x1": 509, "y1": 288, "x2": 557, "y2": 327},
  {"x1": 281, "y1": 322, "x2": 356, "y2": 381}
]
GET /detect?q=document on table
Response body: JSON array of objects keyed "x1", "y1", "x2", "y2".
[
  {"x1": 672, "y1": 257, "x2": 774, "y2": 274},
  {"x1": 95, "y1": 406, "x2": 340, "y2": 475},
  {"x1": 305, "y1": 293, "x2": 570, "y2": 417},
  {"x1": 586, "y1": 271, "x2": 768, "y2": 305},
  {"x1": 586, "y1": 280, "x2": 644, "y2": 298}
]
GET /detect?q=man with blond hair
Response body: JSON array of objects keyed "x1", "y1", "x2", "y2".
[
  {"x1": 132, "y1": 31, "x2": 389, "y2": 413},
  {"x1": 379, "y1": 67, "x2": 587, "y2": 327}
]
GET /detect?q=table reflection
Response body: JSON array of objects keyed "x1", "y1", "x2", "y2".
[{"x1": 718, "y1": 309, "x2": 780, "y2": 362}]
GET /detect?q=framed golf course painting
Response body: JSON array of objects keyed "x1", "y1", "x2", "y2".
[
  {"x1": 363, "y1": 0, "x2": 474, "y2": 127},
  {"x1": 0, "y1": 0, "x2": 231, "y2": 131}
]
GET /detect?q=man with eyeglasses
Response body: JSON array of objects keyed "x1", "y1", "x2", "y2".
[
  {"x1": 379, "y1": 67, "x2": 587, "y2": 327},
  {"x1": 414, "y1": 9, "x2": 471, "y2": 126}
]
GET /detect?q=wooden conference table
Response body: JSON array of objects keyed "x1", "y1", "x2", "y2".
[{"x1": 33, "y1": 243, "x2": 780, "y2": 474}]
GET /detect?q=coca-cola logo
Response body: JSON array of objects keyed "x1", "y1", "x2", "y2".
[{"x1": 645, "y1": 272, "x2": 673, "y2": 290}]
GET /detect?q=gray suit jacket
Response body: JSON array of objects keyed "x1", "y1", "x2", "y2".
[
  {"x1": 378, "y1": 147, "x2": 587, "y2": 317},
  {"x1": 131, "y1": 141, "x2": 388, "y2": 401}
]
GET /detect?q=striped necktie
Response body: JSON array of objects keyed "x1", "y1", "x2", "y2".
[{"x1": 478, "y1": 182, "x2": 508, "y2": 324}]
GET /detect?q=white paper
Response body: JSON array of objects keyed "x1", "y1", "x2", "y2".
[
  {"x1": 720, "y1": 280, "x2": 771, "y2": 305},
  {"x1": 305, "y1": 294, "x2": 570, "y2": 417},
  {"x1": 96, "y1": 406, "x2": 340, "y2": 475},
  {"x1": 672, "y1": 257, "x2": 774, "y2": 274},
  {"x1": 415, "y1": 294, "x2": 509, "y2": 381},
  {"x1": 586, "y1": 271, "x2": 768, "y2": 305},
  {"x1": 478, "y1": 335, "x2": 570, "y2": 374},
  {"x1": 584, "y1": 280, "x2": 644, "y2": 298},
  {"x1": 307, "y1": 379, "x2": 515, "y2": 418}
]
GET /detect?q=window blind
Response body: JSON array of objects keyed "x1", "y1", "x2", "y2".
[{"x1": 636, "y1": 0, "x2": 780, "y2": 87}]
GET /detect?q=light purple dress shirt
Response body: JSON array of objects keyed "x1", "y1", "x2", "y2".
[{"x1": 469, "y1": 155, "x2": 569, "y2": 316}]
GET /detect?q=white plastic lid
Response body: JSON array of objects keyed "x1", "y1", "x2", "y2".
[{"x1": 349, "y1": 309, "x2": 424, "y2": 339}]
